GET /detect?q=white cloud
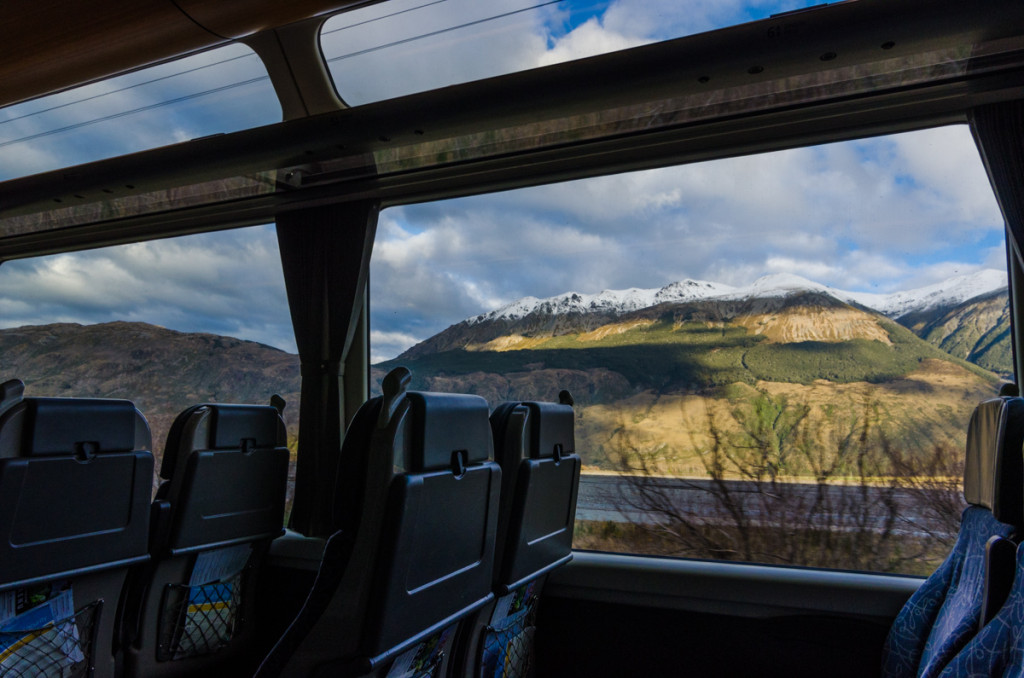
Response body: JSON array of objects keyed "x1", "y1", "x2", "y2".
[
  {"x1": 0, "y1": 225, "x2": 297, "y2": 352},
  {"x1": 323, "y1": 0, "x2": 548, "y2": 105},
  {"x1": 536, "y1": 17, "x2": 650, "y2": 67},
  {"x1": 370, "y1": 330, "x2": 424, "y2": 363}
]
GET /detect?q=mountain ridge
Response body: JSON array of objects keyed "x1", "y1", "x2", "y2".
[
  {"x1": 401, "y1": 270, "x2": 1010, "y2": 372},
  {"x1": 464, "y1": 269, "x2": 1007, "y2": 327}
]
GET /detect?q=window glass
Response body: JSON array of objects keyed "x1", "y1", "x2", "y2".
[
  {"x1": 0, "y1": 44, "x2": 280, "y2": 181},
  {"x1": 371, "y1": 124, "x2": 1007, "y2": 575},
  {"x1": 0, "y1": 225, "x2": 299, "y2": 507},
  {"x1": 322, "y1": 0, "x2": 824, "y2": 106}
]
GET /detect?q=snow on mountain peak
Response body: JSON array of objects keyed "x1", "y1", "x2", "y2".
[
  {"x1": 841, "y1": 269, "x2": 1007, "y2": 318},
  {"x1": 465, "y1": 269, "x2": 1008, "y2": 325},
  {"x1": 723, "y1": 273, "x2": 830, "y2": 299},
  {"x1": 467, "y1": 279, "x2": 738, "y2": 324}
]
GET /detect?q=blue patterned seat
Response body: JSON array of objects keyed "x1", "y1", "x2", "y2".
[
  {"x1": 881, "y1": 396, "x2": 1024, "y2": 678},
  {"x1": 937, "y1": 542, "x2": 1024, "y2": 677}
]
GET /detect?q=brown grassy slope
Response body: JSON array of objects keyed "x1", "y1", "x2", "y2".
[
  {"x1": 578, "y1": 358, "x2": 997, "y2": 474},
  {"x1": 0, "y1": 322, "x2": 301, "y2": 472}
]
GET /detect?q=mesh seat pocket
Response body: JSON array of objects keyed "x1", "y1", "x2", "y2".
[
  {"x1": 0, "y1": 600, "x2": 99, "y2": 678},
  {"x1": 157, "y1": 571, "x2": 243, "y2": 661},
  {"x1": 478, "y1": 594, "x2": 538, "y2": 678}
]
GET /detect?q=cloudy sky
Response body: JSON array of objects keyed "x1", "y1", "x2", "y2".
[{"x1": 0, "y1": 0, "x2": 1007, "y2": 363}]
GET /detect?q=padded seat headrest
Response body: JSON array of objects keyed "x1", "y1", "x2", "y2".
[
  {"x1": 964, "y1": 396, "x2": 1024, "y2": 526},
  {"x1": 160, "y1": 403, "x2": 283, "y2": 480},
  {"x1": 1, "y1": 396, "x2": 149, "y2": 457},
  {"x1": 406, "y1": 392, "x2": 492, "y2": 471}
]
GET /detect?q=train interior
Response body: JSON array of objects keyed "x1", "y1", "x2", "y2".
[{"x1": 3, "y1": 0, "x2": 1024, "y2": 676}]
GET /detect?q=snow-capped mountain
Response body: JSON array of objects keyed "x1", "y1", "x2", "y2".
[
  {"x1": 841, "y1": 269, "x2": 1008, "y2": 319},
  {"x1": 467, "y1": 269, "x2": 1007, "y2": 324},
  {"x1": 467, "y1": 279, "x2": 736, "y2": 325}
]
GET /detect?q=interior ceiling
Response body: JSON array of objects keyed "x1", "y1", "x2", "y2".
[{"x1": 0, "y1": 0, "x2": 380, "y2": 109}]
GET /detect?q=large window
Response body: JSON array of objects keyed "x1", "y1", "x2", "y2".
[
  {"x1": 370, "y1": 124, "x2": 1007, "y2": 575},
  {"x1": 0, "y1": 225, "x2": 299, "y2": 502}
]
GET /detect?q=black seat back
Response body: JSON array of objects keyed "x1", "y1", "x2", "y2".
[
  {"x1": 367, "y1": 390, "x2": 500, "y2": 661},
  {"x1": 491, "y1": 394, "x2": 580, "y2": 593},
  {"x1": 0, "y1": 378, "x2": 153, "y2": 678},
  {"x1": 157, "y1": 403, "x2": 289, "y2": 554},
  {"x1": 124, "y1": 402, "x2": 288, "y2": 678},
  {"x1": 455, "y1": 394, "x2": 580, "y2": 678},
  {"x1": 258, "y1": 367, "x2": 501, "y2": 677}
]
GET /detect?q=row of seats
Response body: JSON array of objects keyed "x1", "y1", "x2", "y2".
[
  {"x1": 0, "y1": 367, "x2": 581, "y2": 678},
  {"x1": 882, "y1": 394, "x2": 1024, "y2": 677},
  {"x1": 0, "y1": 377, "x2": 289, "y2": 678},
  {"x1": 255, "y1": 366, "x2": 581, "y2": 678}
]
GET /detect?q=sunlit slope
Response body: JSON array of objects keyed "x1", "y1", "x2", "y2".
[
  {"x1": 375, "y1": 291, "x2": 1001, "y2": 470},
  {"x1": 899, "y1": 289, "x2": 1011, "y2": 377}
]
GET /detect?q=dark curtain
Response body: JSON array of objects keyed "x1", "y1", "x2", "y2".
[
  {"x1": 971, "y1": 101, "x2": 1024, "y2": 382},
  {"x1": 972, "y1": 102, "x2": 1024, "y2": 268},
  {"x1": 276, "y1": 201, "x2": 379, "y2": 536}
]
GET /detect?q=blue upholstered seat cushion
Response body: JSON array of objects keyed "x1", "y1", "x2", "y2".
[
  {"x1": 937, "y1": 542, "x2": 1024, "y2": 678},
  {"x1": 882, "y1": 506, "x2": 1016, "y2": 678}
]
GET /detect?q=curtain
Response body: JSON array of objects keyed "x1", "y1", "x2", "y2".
[
  {"x1": 276, "y1": 201, "x2": 379, "y2": 536},
  {"x1": 971, "y1": 101, "x2": 1024, "y2": 382}
]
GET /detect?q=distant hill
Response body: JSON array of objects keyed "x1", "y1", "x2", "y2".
[{"x1": 0, "y1": 322, "x2": 301, "y2": 469}]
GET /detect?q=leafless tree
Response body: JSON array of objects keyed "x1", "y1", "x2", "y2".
[{"x1": 605, "y1": 391, "x2": 963, "y2": 573}]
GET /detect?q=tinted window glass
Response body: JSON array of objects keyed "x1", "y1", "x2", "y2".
[
  {"x1": 370, "y1": 124, "x2": 1007, "y2": 574},
  {"x1": 322, "y1": 0, "x2": 825, "y2": 105},
  {"x1": 0, "y1": 44, "x2": 280, "y2": 181}
]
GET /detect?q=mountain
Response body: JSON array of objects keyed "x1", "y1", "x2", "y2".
[
  {"x1": 844, "y1": 269, "x2": 1008, "y2": 320},
  {"x1": 0, "y1": 270, "x2": 1009, "y2": 480},
  {"x1": 902, "y1": 289, "x2": 1012, "y2": 377},
  {"x1": 378, "y1": 273, "x2": 1005, "y2": 470},
  {"x1": 0, "y1": 321, "x2": 301, "y2": 470},
  {"x1": 400, "y1": 269, "x2": 1013, "y2": 375},
  {"x1": 458, "y1": 270, "x2": 1008, "y2": 327},
  {"x1": 385, "y1": 285, "x2": 997, "y2": 399}
]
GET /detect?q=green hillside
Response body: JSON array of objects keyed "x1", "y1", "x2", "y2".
[
  {"x1": 378, "y1": 314, "x2": 997, "y2": 400},
  {"x1": 914, "y1": 290, "x2": 1012, "y2": 377}
]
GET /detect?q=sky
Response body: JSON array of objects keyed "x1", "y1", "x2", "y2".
[{"x1": 0, "y1": 0, "x2": 1008, "y2": 363}]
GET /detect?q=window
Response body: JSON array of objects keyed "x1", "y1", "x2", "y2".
[
  {"x1": 370, "y1": 124, "x2": 1006, "y2": 574},
  {"x1": 0, "y1": 225, "x2": 299, "y2": 505},
  {"x1": 322, "y1": 0, "x2": 825, "y2": 106},
  {"x1": 0, "y1": 44, "x2": 280, "y2": 181}
]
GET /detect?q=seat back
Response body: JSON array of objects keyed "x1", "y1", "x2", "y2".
[
  {"x1": 258, "y1": 367, "x2": 501, "y2": 678},
  {"x1": 937, "y1": 539, "x2": 1024, "y2": 676},
  {"x1": 882, "y1": 395, "x2": 1024, "y2": 678},
  {"x1": 0, "y1": 378, "x2": 153, "y2": 678},
  {"x1": 460, "y1": 393, "x2": 580, "y2": 678},
  {"x1": 124, "y1": 402, "x2": 289, "y2": 678},
  {"x1": 491, "y1": 393, "x2": 580, "y2": 593}
]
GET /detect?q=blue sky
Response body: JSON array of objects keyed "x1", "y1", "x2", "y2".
[{"x1": 0, "y1": 0, "x2": 1008, "y2": 362}]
